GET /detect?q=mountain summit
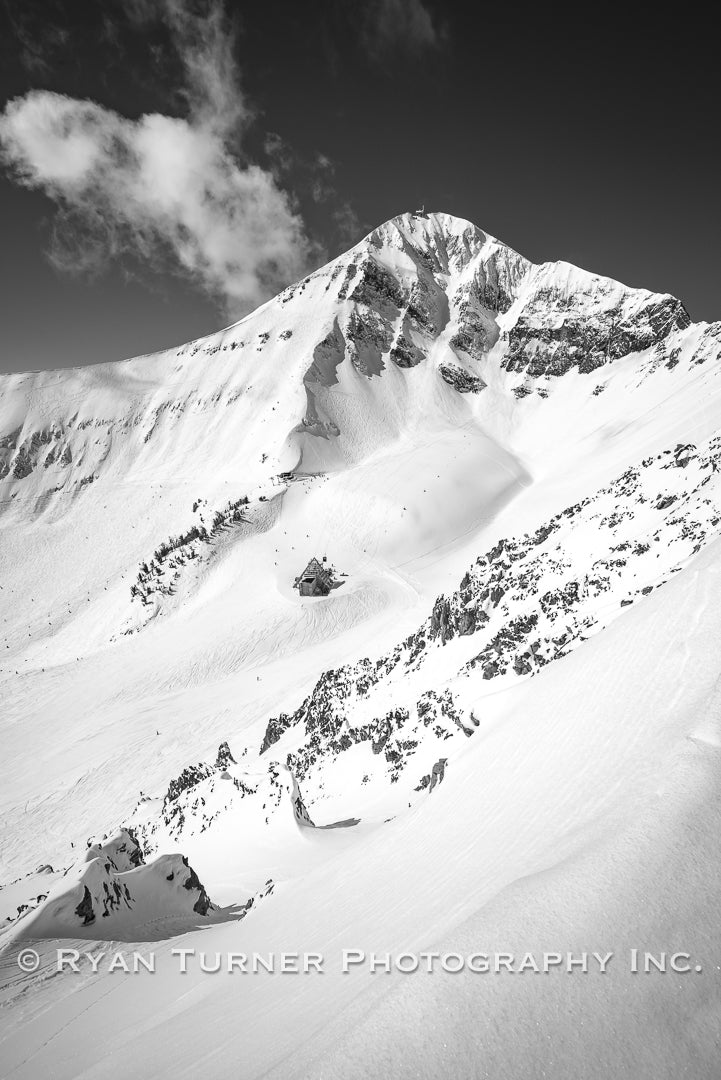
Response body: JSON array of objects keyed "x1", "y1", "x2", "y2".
[
  {"x1": 0, "y1": 210, "x2": 701, "y2": 494},
  {"x1": 0, "y1": 207, "x2": 717, "y2": 695}
]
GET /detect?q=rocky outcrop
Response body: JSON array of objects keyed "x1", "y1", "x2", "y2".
[
  {"x1": 74, "y1": 885, "x2": 96, "y2": 925},
  {"x1": 181, "y1": 857, "x2": 212, "y2": 915},
  {"x1": 345, "y1": 310, "x2": 391, "y2": 377},
  {"x1": 84, "y1": 829, "x2": 145, "y2": 872},
  {"x1": 415, "y1": 757, "x2": 448, "y2": 793},
  {"x1": 438, "y1": 364, "x2": 486, "y2": 393},
  {"x1": 390, "y1": 334, "x2": 424, "y2": 369},
  {"x1": 0, "y1": 425, "x2": 79, "y2": 484},
  {"x1": 215, "y1": 741, "x2": 237, "y2": 769},
  {"x1": 504, "y1": 292, "x2": 691, "y2": 378},
  {"x1": 260, "y1": 713, "x2": 293, "y2": 754},
  {"x1": 349, "y1": 257, "x2": 406, "y2": 312}
]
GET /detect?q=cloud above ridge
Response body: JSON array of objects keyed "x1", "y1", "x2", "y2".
[{"x1": 0, "y1": 1, "x2": 312, "y2": 317}]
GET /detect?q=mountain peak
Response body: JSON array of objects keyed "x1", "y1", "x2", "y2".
[{"x1": 364, "y1": 209, "x2": 490, "y2": 261}]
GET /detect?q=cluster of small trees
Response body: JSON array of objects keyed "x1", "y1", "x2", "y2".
[
  {"x1": 210, "y1": 494, "x2": 249, "y2": 532},
  {"x1": 153, "y1": 524, "x2": 210, "y2": 562},
  {"x1": 130, "y1": 493, "x2": 251, "y2": 605},
  {"x1": 130, "y1": 532, "x2": 207, "y2": 605}
]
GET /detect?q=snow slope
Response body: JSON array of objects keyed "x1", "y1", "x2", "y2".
[{"x1": 1, "y1": 211, "x2": 721, "y2": 1078}]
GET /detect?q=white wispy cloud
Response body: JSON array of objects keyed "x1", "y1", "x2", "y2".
[
  {"x1": 0, "y1": 0, "x2": 311, "y2": 317},
  {"x1": 361, "y1": 0, "x2": 445, "y2": 57}
]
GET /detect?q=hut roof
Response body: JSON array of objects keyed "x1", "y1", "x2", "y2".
[{"x1": 301, "y1": 556, "x2": 326, "y2": 578}]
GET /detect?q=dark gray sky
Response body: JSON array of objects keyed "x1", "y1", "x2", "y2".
[{"x1": 0, "y1": 0, "x2": 719, "y2": 375}]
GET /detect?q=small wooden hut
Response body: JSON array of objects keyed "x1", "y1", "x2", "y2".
[{"x1": 295, "y1": 556, "x2": 333, "y2": 597}]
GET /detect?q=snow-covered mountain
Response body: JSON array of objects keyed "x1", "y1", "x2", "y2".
[{"x1": 1, "y1": 212, "x2": 721, "y2": 1079}]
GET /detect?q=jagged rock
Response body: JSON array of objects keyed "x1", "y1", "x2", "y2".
[
  {"x1": 13, "y1": 446, "x2": 34, "y2": 479},
  {"x1": 429, "y1": 596, "x2": 452, "y2": 643},
  {"x1": 165, "y1": 762, "x2": 214, "y2": 806},
  {"x1": 74, "y1": 885, "x2": 96, "y2": 925},
  {"x1": 439, "y1": 364, "x2": 486, "y2": 393},
  {"x1": 504, "y1": 294, "x2": 690, "y2": 379},
  {"x1": 346, "y1": 310, "x2": 391, "y2": 377},
  {"x1": 350, "y1": 257, "x2": 406, "y2": 311},
  {"x1": 428, "y1": 758, "x2": 448, "y2": 791},
  {"x1": 673, "y1": 443, "x2": 696, "y2": 468},
  {"x1": 390, "y1": 335, "x2": 424, "y2": 368},
  {"x1": 181, "y1": 857, "x2": 212, "y2": 915},
  {"x1": 260, "y1": 712, "x2": 293, "y2": 755},
  {"x1": 215, "y1": 741, "x2": 236, "y2": 769}
]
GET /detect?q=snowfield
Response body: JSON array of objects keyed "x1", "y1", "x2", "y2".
[{"x1": 1, "y1": 212, "x2": 720, "y2": 1078}]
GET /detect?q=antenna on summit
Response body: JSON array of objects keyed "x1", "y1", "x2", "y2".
[{"x1": 414, "y1": 204, "x2": 427, "y2": 217}]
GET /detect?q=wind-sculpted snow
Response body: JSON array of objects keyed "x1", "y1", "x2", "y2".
[
  {"x1": 7, "y1": 828, "x2": 215, "y2": 941},
  {"x1": 1, "y1": 829, "x2": 141, "y2": 928}
]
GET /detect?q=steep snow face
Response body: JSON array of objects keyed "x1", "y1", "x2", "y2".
[
  {"x1": 0, "y1": 212, "x2": 520, "y2": 498},
  {"x1": 2, "y1": 212, "x2": 721, "y2": 1078}
]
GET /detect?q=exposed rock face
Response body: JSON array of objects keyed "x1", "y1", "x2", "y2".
[
  {"x1": 215, "y1": 741, "x2": 237, "y2": 769},
  {"x1": 181, "y1": 857, "x2": 212, "y2": 915},
  {"x1": 503, "y1": 285, "x2": 691, "y2": 379},
  {"x1": 345, "y1": 310, "x2": 391, "y2": 377},
  {"x1": 261, "y1": 713, "x2": 293, "y2": 755},
  {"x1": 291, "y1": 781, "x2": 315, "y2": 827},
  {"x1": 257, "y1": 660, "x2": 474, "y2": 791},
  {"x1": 438, "y1": 364, "x2": 486, "y2": 393},
  {"x1": 429, "y1": 581, "x2": 489, "y2": 643},
  {"x1": 78, "y1": 830, "x2": 145, "y2": 877},
  {"x1": 299, "y1": 321, "x2": 345, "y2": 438},
  {"x1": 349, "y1": 257, "x2": 407, "y2": 312},
  {"x1": 0, "y1": 425, "x2": 74, "y2": 483},
  {"x1": 12, "y1": 446, "x2": 34, "y2": 479},
  {"x1": 415, "y1": 758, "x2": 449, "y2": 793},
  {"x1": 74, "y1": 885, "x2": 96, "y2": 925},
  {"x1": 390, "y1": 334, "x2": 424, "y2": 368},
  {"x1": 165, "y1": 762, "x2": 214, "y2": 807},
  {"x1": 446, "y1": 246, "x2": 527, "y2": 364}
]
